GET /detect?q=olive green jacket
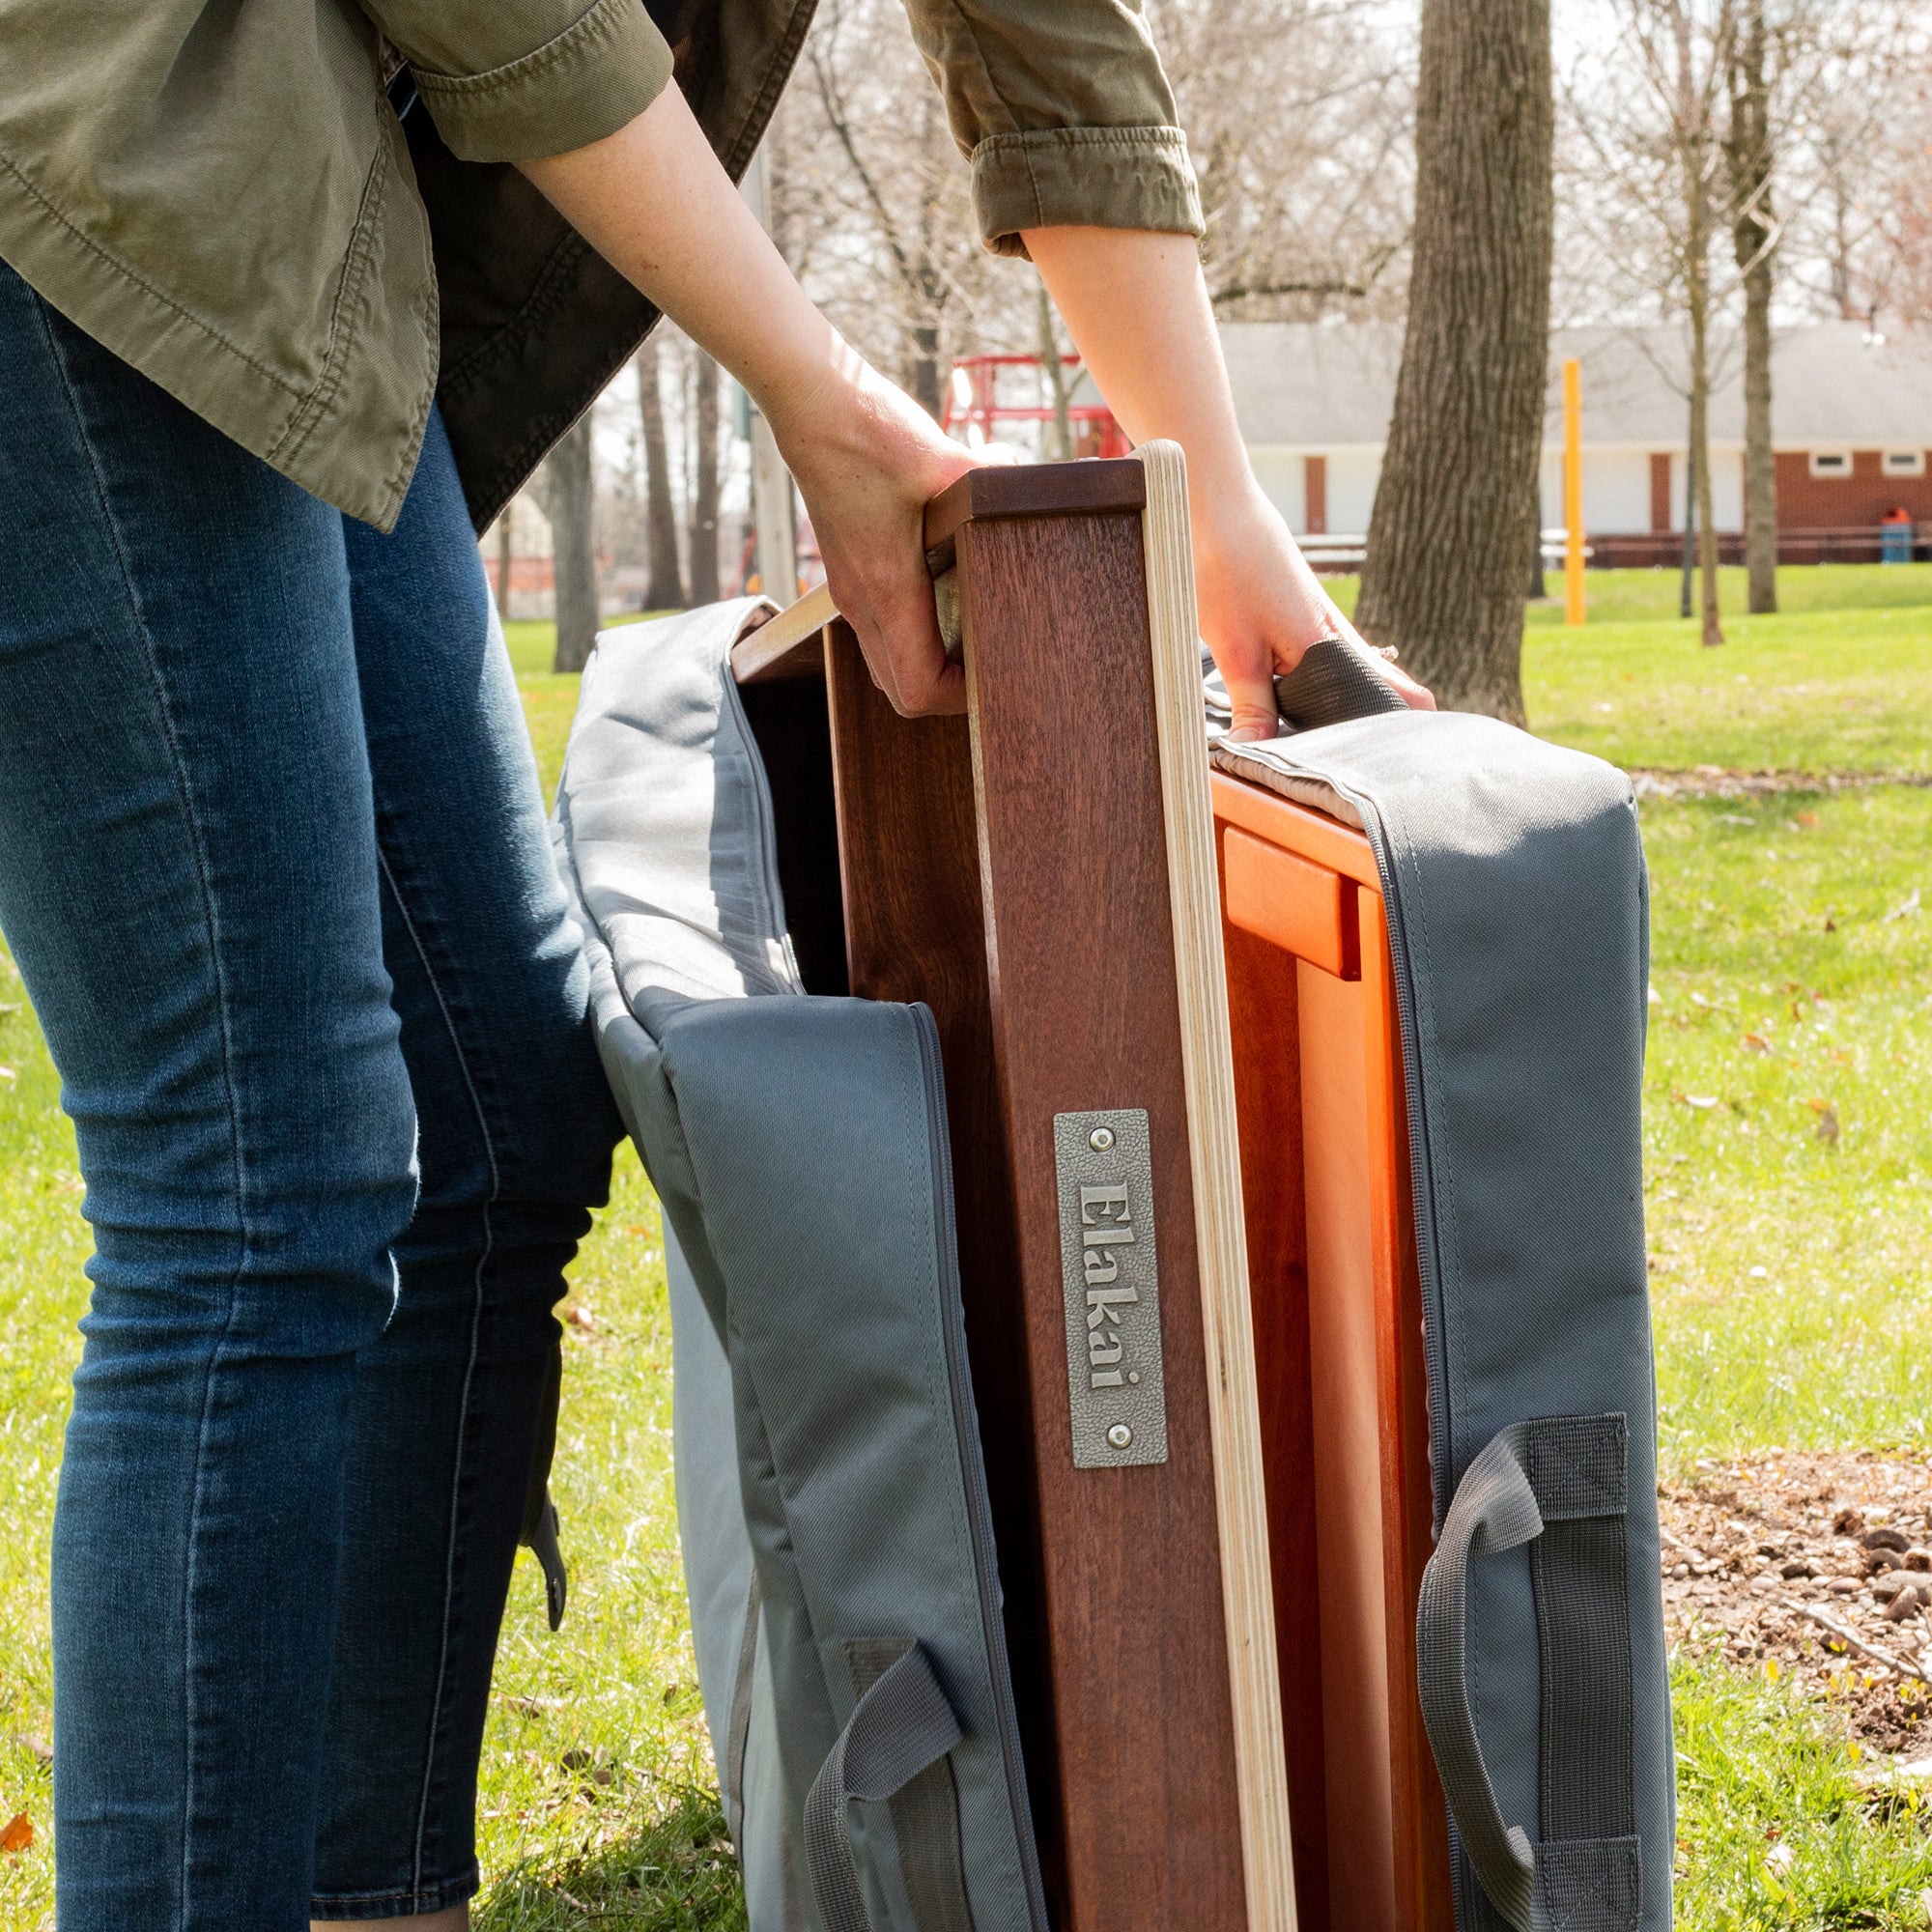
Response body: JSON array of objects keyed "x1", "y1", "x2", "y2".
[{"x1": 0, "y1": 0, "x2": 1201, "y2": 531}]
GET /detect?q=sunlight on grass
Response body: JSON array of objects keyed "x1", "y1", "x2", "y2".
[
  {"x1": 5, "y1": 571, "x2": 1931, "y2": 1929},
  {"x1": 1673, "y1": 1647, "x2": 1932, "y2": 1931}
]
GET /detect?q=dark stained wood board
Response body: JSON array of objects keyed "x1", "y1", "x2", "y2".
[{"x1": 954, "y1": 503, "x2": 1250, "y2": 1932}]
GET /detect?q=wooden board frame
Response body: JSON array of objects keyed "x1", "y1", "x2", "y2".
[
  {"x1": 733, "y1": 450, "x2": 1294, "y2": 1932},
  {"x1": 1213, "y1": 772, "x2": 1455, "y2": 1932}
]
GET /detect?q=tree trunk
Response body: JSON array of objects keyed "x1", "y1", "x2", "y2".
[
  {"x1": 1680, "y1": 14, "x2": 1724, "y2": 651},
  {"x1": 638, "y1": 336, "x2": 686, "y2": 611},
  {"x1": 546, "y1": 414, "x2": 599, "y2": 674},
  {"x1": 690, "y1": 349, "x2": 722, "y2": 606},
  {"x1": 1728, "y1": 0, "x2": 1777, "y2": 614},
  {"x1": 495, "y1": 505, "x2": 513, "y2": 618},
  {"x1": 1527, "y1": 457, "x2": 1548, "y2": 600},
  {"x1": 1038, "y1": 281, "x2": 1074, "y2": 462},
  {"x1": 1354, "y1": 0, "x2": 1554, "y2": 723},
  {"x1": 910, "y1": 321, "x2": 943, "y2": 420}
]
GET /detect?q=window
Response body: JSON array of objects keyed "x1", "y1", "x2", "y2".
[
  {"x1": 1808, "y1": 450, "x2": 1852, "y2": 478},
  {"x1": 1884, "y1": 450, "x2": 1926, "y2": 477}
]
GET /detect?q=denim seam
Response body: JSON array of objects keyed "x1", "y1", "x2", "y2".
[
  {"x1": 32, "y1": 293, "x2": 258, "y2": 1930},
  {"x1": 374, "y1": 842, "x2": 502, "y2": 1893},
  {"x1": 309, "y1": 1860, "x2": 479, "y2": 1915}
]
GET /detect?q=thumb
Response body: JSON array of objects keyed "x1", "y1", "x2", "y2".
[{"x1": 1223, "y1": 668, "x2": 1281, "y2": 745}]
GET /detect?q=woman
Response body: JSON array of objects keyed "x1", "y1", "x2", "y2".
[{"x1": 0, "y1": 0, "x2": 1427, "y2": 1925}]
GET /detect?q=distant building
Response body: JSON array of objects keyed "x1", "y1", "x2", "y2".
[{"x1": 1217, "y1": 320, "x2": 1932, "y2": 566}]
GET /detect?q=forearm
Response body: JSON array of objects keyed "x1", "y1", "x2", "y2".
[
  {"x1": 1022, "y1": 228, "x2": 1254, "y2": 506},
  {"x1": 517, "y1": 87, "x2": 977, "y2": 715},
  {"x1": 1026, "y1": 225, "x2": 1431, "y2": 727},
  {"x1": 518, "y1": 86, "x2": 845, "y2": 432},
  {"x1": 1023, "y1": 225, "x2": 1342, "y2": 615}
]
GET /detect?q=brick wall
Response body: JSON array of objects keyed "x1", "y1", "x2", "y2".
[{"x1": 1774, "y1": 449, "x2": 1932, "y2": 528}]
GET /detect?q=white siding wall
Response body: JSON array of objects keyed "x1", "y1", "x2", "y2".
[
  {"x1": 1327, "y1": 451, "x2": 1381, "y2": 534},
  {"x1": 1248, "y1": 448, "x2": 1306, "y2": 531}
]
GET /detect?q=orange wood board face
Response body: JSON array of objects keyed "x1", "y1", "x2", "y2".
[{"x1": 1214, "y1": 777, "x2": 1455, "y2": 1932}]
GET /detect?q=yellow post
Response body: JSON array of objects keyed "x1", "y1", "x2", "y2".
[{"x1": 1563, "y1": 356, "x2": 1585, "y2": 627}]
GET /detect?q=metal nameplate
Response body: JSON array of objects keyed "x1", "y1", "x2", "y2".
[{"x1": 1054, "y1": 1109, "x2": 1169, "y2": 1469}]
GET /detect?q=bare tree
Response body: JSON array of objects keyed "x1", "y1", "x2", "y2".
[
  {"x1": 782, "y1": 0, "x2": 1011, "y2": 412},
  {"x1": 542, "y1": 413, "x2": 599, "y2": 673},
  {"x1": 1563, "y1": 1, "x2": 1738, "y2": 646},
  {"x1": 1724, "y1": 0, "x2": 1778, "y2": 612},
  {"x1": 690, "y1": 347, "x2": 723, "y2": 605},
  {"x1": 1151, "y1": 0, "x2": 1417, "y2": 325},
  {"x1": 1354, "y1": 0, "x2": 1555, "y2": 723},
  {"x1": 637, "y1": 336, "x2": 686, "y2": 611}
]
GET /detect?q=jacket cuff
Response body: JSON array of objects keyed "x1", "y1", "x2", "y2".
[
  {"x1": 972, "y1": 127, "x2": 1204, "y2": 259},
  {"x1": 412, "y1": 0, "x2": 674, "y2": 164}
]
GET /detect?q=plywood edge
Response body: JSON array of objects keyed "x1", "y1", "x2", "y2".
[
  {"x1": 1137, "y1": 440, "x2": 1298, "y2": 1932},
  {"x1": 731, "y1": 580, "x2": 838, "y2": 684}
]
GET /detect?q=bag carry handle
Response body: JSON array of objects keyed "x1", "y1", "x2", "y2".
[
  {"x1": 806, "y1": 1640, "x2": 966, "y2": 1932},
  {"x1": 1415, "y1": 1414, "x2": 1643, "y2": 1932}
]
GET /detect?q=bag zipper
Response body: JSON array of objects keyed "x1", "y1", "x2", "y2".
[{"x1": 910, "y1": 1003, "x2": 1052, "y2": 1932}]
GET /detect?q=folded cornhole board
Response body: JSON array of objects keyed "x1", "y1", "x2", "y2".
[
  {"x1": 731, "y1": 448, "x2": 1297, "y2": 1932},
  {"x1": 731, "y1": 446, "x2": 1464, "y2": 1932}
]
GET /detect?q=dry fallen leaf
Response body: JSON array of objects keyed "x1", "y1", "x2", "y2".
[
  {"x1": 1808, "y1": 1099, "x2": 1840, "y2": 1146},
  {"x1": 1743, "y1": 1034, "x2": 1770, "y2": 1054},
  {"x1": 1683, "y1": 1094, "x2": 1720, "y2": 1110},
  {"x1": 1795, "y1": 811, "x2": 1820, "y2": 829},
  {"x1": 1, "y1": 1812, "x2": 33, "y2": 1857}
]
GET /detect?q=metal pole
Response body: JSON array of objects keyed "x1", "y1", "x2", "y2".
[
  {"x1": 1562, "y1": 357, "x2": 1585, "y2": 627},
  {"x1": 740, "y1": 141, "x2": 798, "y2": 602}
]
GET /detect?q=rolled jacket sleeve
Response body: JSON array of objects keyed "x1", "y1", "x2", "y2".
[
  {"x1": 901, "y1": 0, "x2": 1204, "y2": 256},
  {"x1": 369, "y1": 0, "x2": 674, "y2": 163}
]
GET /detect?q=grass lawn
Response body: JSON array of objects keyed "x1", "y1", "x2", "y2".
[{"x1": 3, "y1": 568, "x2": 1930, "y2": 1926}]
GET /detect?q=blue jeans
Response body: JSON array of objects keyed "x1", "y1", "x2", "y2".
[{"x1": 0, "y1": 261, "x2": 622, "y2": 1926}]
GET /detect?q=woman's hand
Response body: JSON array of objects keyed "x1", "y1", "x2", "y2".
[
  {"x1": 769, "y1": 341, "x2": 985, "y2": 716},
  {"x1": 1196, "y1": 479, "x2": 1434, "y2": 741},
  {"x1": 521, "y1": 86, "x2": 986, "y2": 715}
]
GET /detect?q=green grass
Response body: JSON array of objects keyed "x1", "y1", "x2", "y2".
[
  {"x1": 4, "y1": 572, "x2": 1932, "y2": 1926},
  {"x1": 1672, "y1": 1651, "x2": 1932, "y2": 1930}
]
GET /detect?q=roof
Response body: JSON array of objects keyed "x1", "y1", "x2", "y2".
[{"x1": 1203, "y1": 320, "x2": 1932, "y2": 450}]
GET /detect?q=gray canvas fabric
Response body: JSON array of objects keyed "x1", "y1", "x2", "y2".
[
  {"x1": 1212, "y1": 714, "x2": 1670, "y2": 1932},
  {"x1": 553, "y1": 604, "x2": 1047, "y2": 1932}
]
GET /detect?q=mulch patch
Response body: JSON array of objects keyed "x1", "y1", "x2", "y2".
[{"x1": 1660, "y1": 1451, "x2": 1932, "y2": 1755}]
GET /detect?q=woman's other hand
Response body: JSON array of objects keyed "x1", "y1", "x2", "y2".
[
  {"x1": 1195, "y1": 479, "x2": 1434, "y2": 741},
  {"x1": 520, "y1": 85, "x2": 996, "y2": 717},
  {"x1": 1025, "y1": 226, "x2": 1434, "y2": 741}
]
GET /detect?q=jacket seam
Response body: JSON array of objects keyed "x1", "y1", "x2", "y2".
[
  {"x1": 439, "y1": 232, "x2": 590, "y2": 401},
  {"x1": 270, "y1": 138, "x2": 390, "y2": 469},
  {"x1": 720, "y1": 0, "x2": 819, "y2": 179},
  {"x1": 409, "y1": 0, "x2": 640, "y2": 99},
  {"x1": 975, "y1": 125, "x2": 1191, "y2": 155},
  {"x1": 0, "y1": 142, "x2": 305, "y2": 406}
]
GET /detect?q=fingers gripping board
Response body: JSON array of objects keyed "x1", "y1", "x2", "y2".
[{"x1": 734, "y1": 447, "x2": 1294, "y2": 1932}]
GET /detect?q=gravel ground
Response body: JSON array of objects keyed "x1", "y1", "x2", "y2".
[{"x1": 1661, "y1": 1453, "x2": 1932, "y2": 1755}]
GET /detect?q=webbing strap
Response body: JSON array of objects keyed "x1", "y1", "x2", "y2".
[
  {"x1": 846, "y1": 1639, "x2": 976, "y2": 1932},
  {"x1": 1416, "y1": 1415, "x2": 1640, "y2": 1932},
  {"x1": 804, "y1": 1640, "x2": 965, "y2": 1932},
  {"x1": 724, "y1": 1571, "x2": 763, "y2": 1847}
]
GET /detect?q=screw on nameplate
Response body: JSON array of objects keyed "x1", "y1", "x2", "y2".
[{"x1": 1054, "y1": 1110, "x2": 1169, "y2": 1469}]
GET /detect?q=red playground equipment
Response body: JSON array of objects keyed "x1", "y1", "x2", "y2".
[{"x1": 940, "y1": 354, "x2": 1130, "y2": 458}]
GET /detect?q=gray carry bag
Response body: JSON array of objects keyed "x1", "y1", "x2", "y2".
[
  {"x1": 1213, "y1": 710, "x2": 1672, "y2": 1932},
  {"x1": 552, "y1": 602, "x2": 1048, "y2": 1932}
]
